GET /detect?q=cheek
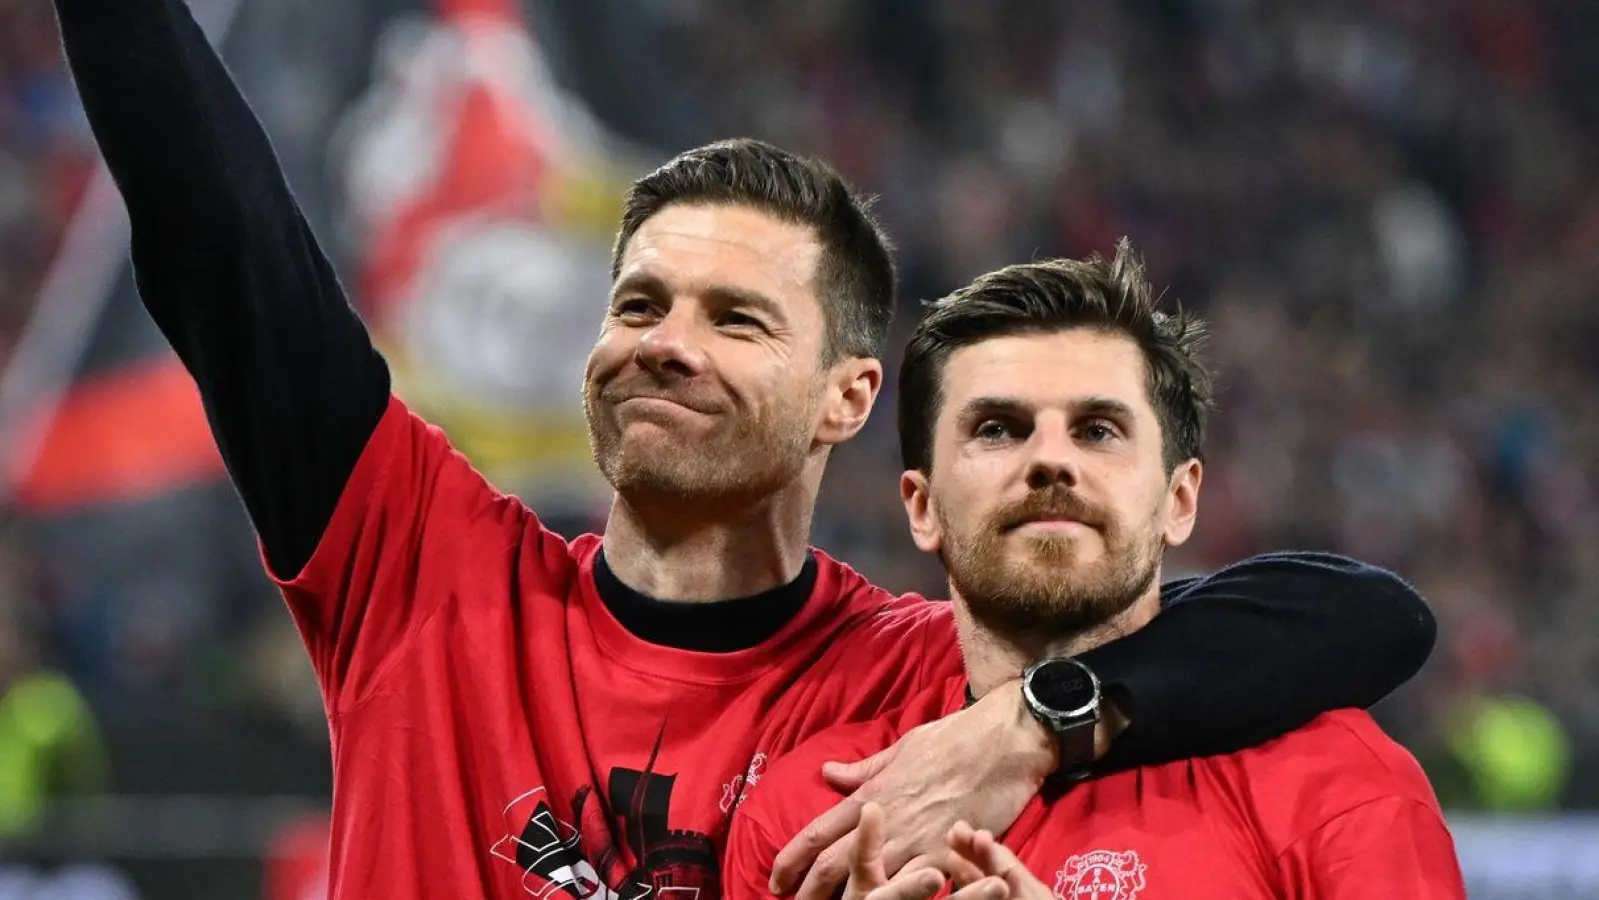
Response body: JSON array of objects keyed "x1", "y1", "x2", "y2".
[
  {"x1": 1113, "y1": 477, "x2": 1169, "y2": 530},
  {"x1": 585, "y1": 332, "x2": 630, "y2": 381},
  {"x1": 749, "y1": 358, "x2": 820, "y2": 410},
  {"x1": 956, "y1": 451, "x2": 1015, "y2": 495},
  {"x1": 931, "y1": 464, "x2": 995, "y2": 531}
]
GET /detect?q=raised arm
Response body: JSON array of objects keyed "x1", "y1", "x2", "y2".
[
  {"x1": 52, "y1": 0, "x2": 389, "y2": 576},
  {"x1": 1080, "y1": 550, "x2": 1436, "y2": 771}
]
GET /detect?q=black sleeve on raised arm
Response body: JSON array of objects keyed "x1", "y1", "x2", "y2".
[
  {"x1": 1082, "y1": 552, "x2": 1436, "y2": 771},
  {"x1": 53, "y1": 0, "x2": 390, "y2": 576}
]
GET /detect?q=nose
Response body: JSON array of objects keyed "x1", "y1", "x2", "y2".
[
  {"x1": 1024, "y1": 416, "x2": 1081, "y2": 491},
  {"x1": 634, "y1": 306, "x2": 710, "y2": 379}
]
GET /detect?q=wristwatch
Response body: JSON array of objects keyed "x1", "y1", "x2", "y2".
[{"x1": 1021, "y1": 657, "x2": 1102, "y2": 777}]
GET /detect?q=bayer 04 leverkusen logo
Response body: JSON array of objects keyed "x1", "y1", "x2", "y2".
[{"x1": 1052, "y1": 849, "x2": 1147, "y2": 900}]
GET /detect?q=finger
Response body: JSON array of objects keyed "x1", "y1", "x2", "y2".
[
  {"x1": 887, "y1": 851, "x2": 945, "y2": 884},
  {"x1": 796, "y1": 833, "x2": 855, "y2": 900},
  {"x1": 772, "y1": 798, "x2": 863, "y2": 894},
  {"x1": 947, "y1": 821, "x2": 978, "y2": 863},
  {"x1": 822, "y1": 743, "x2": 901, "y2": 793},
  {"x1": 864, "y1": 867, "x2": 943, "y2": 900},
  {"x1": 863, "y1": 869, "x2": 945, "y2": 900},
  {"x1": 942, "y1": 847, "x2": 986, "y2": 888},
  {"x1": 948, "y1": 875, "x2": 1010, "y2": 900},
  {"x1": 848, "y1": 805, "x2": 887, "y2": 893},
  {"x1": 970, "y1": 831, "x2": 1027, "y2": 886},
  {"x1": 875, "y1": 839, "x2": 922, "y2": 881},
  {"x1": 976, "y1": 837, "x2": 1045, "y2": 898}
]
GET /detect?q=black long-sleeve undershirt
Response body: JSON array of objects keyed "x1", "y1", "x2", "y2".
[
  {"x1": 55, "y1": 0, "x2": 1435, "y2": 770},
  {"x1": 1084, "y1": 552, "x2": 1435, "y2": 771},
  {"x1": 55, "y1": 0, "x2": 389, "y2": 578}
]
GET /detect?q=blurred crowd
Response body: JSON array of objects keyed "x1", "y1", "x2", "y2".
[
  {"x1": 0, "y1": 0, "x2": 103, "y2": 837},
  {"x1": 0, "y1": 0, "x2": 1597, "y2": 823},
  {"x1": 0, "y1": 0, "x2": 92, "y2": 365}
]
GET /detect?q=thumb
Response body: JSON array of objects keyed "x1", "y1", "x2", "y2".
[{"x1": 822, "y1": 744, "x2": 901, "y2": 792}]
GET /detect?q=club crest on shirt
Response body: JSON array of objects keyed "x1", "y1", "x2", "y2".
[
  {"x1": 719, "y1": 753, "x2": 767, "y2": 813},
  {"x1": 1052, "y1": 849, "x2": 1146, "y2": 900}
]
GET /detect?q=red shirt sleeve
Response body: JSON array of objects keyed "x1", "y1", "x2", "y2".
[
  {"x1": 269, "y1": 394, "x2": 556, "y2": 712},
  {"x1": 1276, "y1": 795, "x2": 1466, "y2": 899},
  {"x1": 726, "y1": 684, "x2": 964, "y2": 900},
  {"x1": 723, "y1": 801, "x2": 790, "y2": 900},
  {"x1": 1220, "y1": 712, "x2": 1465, "y2": 900},
  {"x1": 725, "y1": 716, "x2": 916, "y2": 900}
]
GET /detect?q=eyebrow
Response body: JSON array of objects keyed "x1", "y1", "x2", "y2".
[
  {"x1": 955, "y1": 394, "x2": 1140, "y2": 424},
  {"x1": 610, "y1": 272, "x2": 788, "y2": 324},
  {"x1": 956, "y1": 396, "x2": 1034, "y2": 425},
  {"x1": 610, "y1": 271, "x2": 670, "y2": 302},
  {"x1": 1075, "y1": 395, "x2": 1139, "y2": 423},
  {"x1": 703, "y1": 284, "x2": 788, "y2": 324}
]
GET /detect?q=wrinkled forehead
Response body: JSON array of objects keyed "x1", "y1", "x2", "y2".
[
  {"x1": 937, "y1": 329, "x2": 1154, "y2": 425},
  {"x1": 615, "y1": 203, "x2": 824, "y2": 304}
]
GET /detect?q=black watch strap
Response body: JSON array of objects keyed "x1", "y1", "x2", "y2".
[
  {"x1": 1041, "y1": 715, "x2": 1098, "y2": 777},
  {"x1": 1023, "y1": 658, "x2": 1102, "y2": 776}
]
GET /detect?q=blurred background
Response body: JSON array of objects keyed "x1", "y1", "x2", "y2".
[{"x1": 0, "y1": 0, "x2": 1596, "y2": 895}]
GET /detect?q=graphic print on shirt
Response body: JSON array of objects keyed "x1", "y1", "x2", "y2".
[
  {"x1": 492, "y1": 732, "x2": 721, "y2": 900},
  {"x1": 719, "y1": 753, "x2": 766, "y2": 814},
  {"x1": 491, "y1": 786, "x2": 625, "y2": 900},
  {"x1": 1052, "y1": 850, "x2": 1147, "y2": 900}
]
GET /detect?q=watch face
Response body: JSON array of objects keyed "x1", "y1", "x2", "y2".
[{"x1": 1032, "y1": 660, "x2": 1098, "y2": 717}]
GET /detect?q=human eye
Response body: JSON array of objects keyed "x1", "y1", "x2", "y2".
[
  {"x1": 974, "y1": 418, "x2": 1017, "y2": 442},
  {"x1": 717, "y1": 309, "x2": 767, "y2": 331},
  {"x1": 1077, "y1": 418, "x2": 1122, "y2": 444},
  {"x1": 612, "y1": 297, "x2": 658, "y2": 320}
]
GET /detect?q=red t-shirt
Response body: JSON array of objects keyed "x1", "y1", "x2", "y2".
[
  {"x1": 273, "y1": 397, "x2": 962, "y2": 900},
  {"x1": 725, "y1": 679, "x2": 1466, "y2": 900}
]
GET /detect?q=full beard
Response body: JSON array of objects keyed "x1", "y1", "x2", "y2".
[
  {"x1": 583, "y1": 381, "x2": 817, "y2": 507},
  {"x1": 941, "y1": 504, "x2": 1163, "y2": 641}
]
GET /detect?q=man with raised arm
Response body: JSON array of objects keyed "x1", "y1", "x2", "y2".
[{"x1": 52, "y1": 2, "x2": 1434, "y2": 898}]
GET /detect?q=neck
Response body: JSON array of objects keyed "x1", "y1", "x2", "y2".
[
  {"x1": 958, "y1": 580, "x2": 1164, "y2": 699},
  {"x1": 600, "y1": 461, "x2": 825, "y2": 602}
]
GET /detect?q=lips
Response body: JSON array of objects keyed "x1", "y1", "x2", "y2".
[
  {"x1": 1004, "y1": 514, "x2": 1089, "y2": 533},
  {"x1": 1010, "y1": 514, "x2": 1083, "y2": 527},
  {"x1": 611, "y1": 393, "x2": 714, "y2": 415},
  {"x1": 599, "y1": 373, "x2": 722, "y2": 415}
]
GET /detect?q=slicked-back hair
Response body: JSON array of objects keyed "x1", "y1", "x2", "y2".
[
  {"x1": 612, "y1": 138, "x2": 896, "y2": 362},
  {"x1": 898, "y1": 239, "x2": 1213, "y2": 473}
]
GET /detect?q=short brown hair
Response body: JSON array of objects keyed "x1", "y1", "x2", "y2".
[
  {"x1": 898, "y1": 239, "x2": 1213, "y2": 472},
  {"x1": 612, "y1": 138, "x2": 896, "y2": 361}
]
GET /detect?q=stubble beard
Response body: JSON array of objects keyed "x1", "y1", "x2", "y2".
[
  {"x1": 941, "y1": 505, "x2": 1163, "y2": 640},
  {"x1": 583, "y1": 384, "x2": 818, "y2": 507}
]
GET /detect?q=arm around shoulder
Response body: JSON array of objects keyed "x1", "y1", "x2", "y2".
[{"x1": 1078, "y1": 551, "x2": 1437, "y2": 769}]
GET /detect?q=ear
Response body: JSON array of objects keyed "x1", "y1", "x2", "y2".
[
  {"x1": 899, "y1": 469, "x2": 944, "y2": 555},
  {"x1": 815, "y1": 357, "x2": 884, "y2": 447},
  {"x1": 1162, "y1": 459, "x2": 1202, "y2": 548}
]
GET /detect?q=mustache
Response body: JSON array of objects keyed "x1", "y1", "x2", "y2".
[
  {"x1": 597, "y1": 377, "x2": 722, "y2": 415},
  {"x1": 993, "y1": 486, "x2": 1105, "y2": 531}
]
